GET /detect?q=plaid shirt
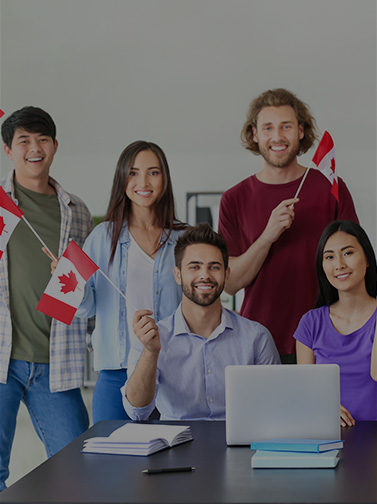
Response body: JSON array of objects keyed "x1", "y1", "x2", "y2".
[{"x1": 0, "y1": 171, "x2": 93, "y2": 392}]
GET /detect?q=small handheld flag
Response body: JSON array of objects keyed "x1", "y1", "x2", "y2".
[
  {"x1": 309, "y1": 131, "x2": 338, "y2": 201},
  {"x1": 0, "y1": 186, "x2": 24, "y2": 260},
  {"x1": 293, "y1": 131, "x2": 338, "y2": 202},
  {"x1": 37, "y1": 240, "x2": 99, "y2": 325}
]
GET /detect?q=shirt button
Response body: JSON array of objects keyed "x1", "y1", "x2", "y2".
[
  {"x1": 155, "y1": 269, "x2": 159, "y2": 273},
  {"x1": 155, "y1": 291, "x2": 159, "y2": 295},
  {"x1": 208, "y1": 369, "x2": 211, "y2": 374},
  {"x1": 209, "y1": 399, "x2": 213, "y2": 403}
]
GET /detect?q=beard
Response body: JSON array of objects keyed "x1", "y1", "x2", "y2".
[
  {"x1": 258, "y1": 138, "x2": 300, "y2": 168},
  {"x1": 182, "y1": 280, "x2": 225, "y2": 307}
]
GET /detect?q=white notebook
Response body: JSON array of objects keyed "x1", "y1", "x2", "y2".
[{"x1": 82, "y1": 423, "x2": 193, "y2": 456}]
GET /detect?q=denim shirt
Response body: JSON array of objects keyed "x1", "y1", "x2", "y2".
[{"x1": 77, "y1": 221, "x2": 183, "y2": 371}]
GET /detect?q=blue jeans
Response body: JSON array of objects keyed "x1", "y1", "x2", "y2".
[
  {"x1": 0, "y1": 359, "x2": 89, "y2": 492},
  {"x1": 92, "y1": 369, "x2": 131, "y2": 423}
]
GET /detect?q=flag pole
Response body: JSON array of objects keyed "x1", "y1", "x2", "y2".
[
  {"x1": 293, "y1": 167, "x2": 310, "y2": 199},
  {"x1": 290, "y1": 167, "x2": 310, "y2": 209},
  {"x1": 21, "y1": 215, "x2": 56, "y2": 260},
  {"x1": 98, "y1": 269, "x2": 137, "y2": 311},
  {"x1": 44, "y1": 237, "x2": 138, "y2": 312}
]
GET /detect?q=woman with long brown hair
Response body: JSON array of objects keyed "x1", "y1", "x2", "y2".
[{"x1": 77, "y1": 141, "x2": 186, "y2": 422}]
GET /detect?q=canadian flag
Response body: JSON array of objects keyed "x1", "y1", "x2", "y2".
[
  {"x1": 309, "y1": 131, "x2": 338, "y2": 201},
  {"x1": 0, "y1": 186, "x2": 24, "y2": 260},
  {"x1": 37, "y1": 240, "x2": 99, "y2": 325}
]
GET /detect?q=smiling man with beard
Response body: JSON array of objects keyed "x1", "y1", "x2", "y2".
[
  {"x1": 123, "y1": 223, "x2": 279, "y2": 421},
  {"x1": 218, "y1": 88, "x2": 358, "y2": 364}
]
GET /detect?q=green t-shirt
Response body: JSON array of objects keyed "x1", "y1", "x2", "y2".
[{"x1": 8, "y1": 180, "x2": 61, "y2": 363}]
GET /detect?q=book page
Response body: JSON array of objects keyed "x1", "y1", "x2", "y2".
[{"x1": 106, "y1": 423, "x2": 190, "y2": 445}]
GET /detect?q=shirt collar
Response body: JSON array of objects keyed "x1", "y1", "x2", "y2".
[
  {"x1": 1, "y1": 171, "x2": 14, "y2": 196},
  {"x1": 118, "y1": 223, "x2": 131, "y2": 244},
  {"x1": 2, "y1": 170, "x2": 71, "y2": 205},
  {"x1": 161, "y1": 228, "x2": 176, "y2": 246},
  {"x1": 173, "y1": 303, "x2": 234, "y2": 340},
  {"x1": 117, "y1": 225, "x2": 177, "y2": 246},
  {"x1": 48, "y1": 175, "x2": 71, "y2": 205}
]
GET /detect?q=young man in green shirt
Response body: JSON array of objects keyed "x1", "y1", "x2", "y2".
[{"x1": 0, "y1": 107, "x2": 93, "y2": 492}]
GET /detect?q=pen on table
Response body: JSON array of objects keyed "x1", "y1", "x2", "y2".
[{"x1": 142, "y1": 467, "x2": 196, "y2": 474}]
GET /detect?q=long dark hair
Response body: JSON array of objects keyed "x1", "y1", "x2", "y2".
[
  {"x1": 104, "y1": 140, "x2": 185, "y2": 264},
  {"x1": 316, "y1": 220, "x2": 377, "y2": 307}
]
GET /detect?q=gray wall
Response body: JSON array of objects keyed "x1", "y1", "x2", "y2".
[{"x1": 1, "y1": 0, "x2": 376, "y2": 246}]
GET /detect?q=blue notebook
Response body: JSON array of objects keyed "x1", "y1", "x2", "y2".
[
  {"x1": 251, "y1": 449, "x2": 340, "y2": 468},
  {"x1": 250, "y1": 438, "x2": 343, "y2": 453}
]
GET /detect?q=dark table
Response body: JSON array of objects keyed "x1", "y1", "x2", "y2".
[{"x1": 1, "y1": 420, "x2": 377, "y2": 504}]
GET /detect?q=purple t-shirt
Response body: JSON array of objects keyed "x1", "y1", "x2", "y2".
[{"x1": 293, "y1": 306, "x2": 377, "y2": 421}]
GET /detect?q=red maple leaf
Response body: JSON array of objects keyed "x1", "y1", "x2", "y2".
[
  {"x1": 58, "y1": 270, "x2": 79, "y2": 294},
  {"x1": 0, "y1": 217, "x2": 5, "y2": 236}
]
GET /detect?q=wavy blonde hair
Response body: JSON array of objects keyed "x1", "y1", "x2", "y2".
[{"x1": 241, "y1": 88, "x2": 318, "y2": 155}]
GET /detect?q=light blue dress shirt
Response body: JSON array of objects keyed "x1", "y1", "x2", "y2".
[
  {"x1": 76, "y1": 222, "x2": 183, "y2": 371},
  {"x1": 122, "y1": 304, "x2": 280, "y2": 420}
]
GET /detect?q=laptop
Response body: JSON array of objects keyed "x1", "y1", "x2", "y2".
[{"x1": 225, "y1": 364, "x2": 340, "y2": 445}]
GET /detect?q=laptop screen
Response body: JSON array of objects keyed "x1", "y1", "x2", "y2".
[{"x1": 225, "y1": 364, "x2": 340, "y2": 445}]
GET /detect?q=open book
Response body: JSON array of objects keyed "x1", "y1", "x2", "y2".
[{"x1": 82, "y1": 423, "x2": 193, "y2": 456}]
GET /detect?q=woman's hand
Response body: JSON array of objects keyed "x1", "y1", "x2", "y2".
[
  {"x1": 340, "y1": 404, "x2": 355, "y2": 427},
  {"x1": 42, "y1": 247, "x2": 59, "y2": 275}
]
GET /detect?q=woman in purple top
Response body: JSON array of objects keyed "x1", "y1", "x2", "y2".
[{"x1": 294, "y1": 220, "x2": 377, "y2": 425}]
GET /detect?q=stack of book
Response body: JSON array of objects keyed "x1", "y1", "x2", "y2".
[
  {"x1": 82, "y1": 423, "x2": 193, "y2": 456},
  {"x1": 250, "y1": 438, "x2": 344, "y2": 468}
]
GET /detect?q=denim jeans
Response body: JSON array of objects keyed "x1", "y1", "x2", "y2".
[
  {"x1": 92, "y1": 369, "x2": 160, "y2": 423},
  {"x1": 0, "y1": 359, "x2": 89, "y2": 492},
  {"x1": 92, "y1": 369, "x2": 131, "y2": 423}
]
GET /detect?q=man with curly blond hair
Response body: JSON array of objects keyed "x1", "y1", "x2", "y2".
[{"x1": 218, "y1": 88, "x2": 358, "y2": 363}]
